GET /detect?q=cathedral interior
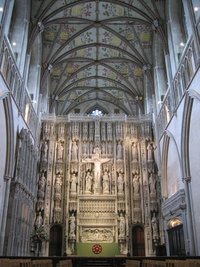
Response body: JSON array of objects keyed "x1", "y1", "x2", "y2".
[{"x1": 0, "y1": 0, "x2": 200, "y2": 258}]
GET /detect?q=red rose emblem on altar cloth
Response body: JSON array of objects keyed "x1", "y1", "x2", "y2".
[{"x1": 92, "y1": 244, "x2": 102, "y2": 254}]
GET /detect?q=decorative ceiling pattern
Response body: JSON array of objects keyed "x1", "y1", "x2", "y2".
[{"x1": 31, "y1": 0, "x2": 165, "y2": 115}]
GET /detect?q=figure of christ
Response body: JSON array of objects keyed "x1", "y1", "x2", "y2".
[{"x1": 82, "y1": 147, "x2": 110, "y2": 194}]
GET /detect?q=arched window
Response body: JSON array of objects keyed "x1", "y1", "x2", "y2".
[
  {"x1": 8, "y1": 0, "x2": 29, "y2": 72},
  {"x1": 168, "y1": 0, "x2": 189, "y2": 66},
  {"x1": 192, "y1": 0, "x2": 200, "y2": 22},
  {"x1": 91, "y1": 109, "x2": 103, "y2": 116},
  {"x1": 0, "y1": 1, "x2": 6, "y2": 23}
]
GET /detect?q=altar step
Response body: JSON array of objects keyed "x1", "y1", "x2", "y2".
[
  {"x1": 83, "y1": 259, "x2": 111, "y2": 266},
  {"x1": 73, "y1": 258, "x2": 126, "y2": 267}
]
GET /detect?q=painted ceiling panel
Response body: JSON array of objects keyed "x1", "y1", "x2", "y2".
[
  {"x1": 42, "y1": 23, "x2": 89, "y2": 60},
  {"x1": 98, "y1": 2, "x2": 150, "y2": 21},
  {"x1": 31, "y1": 0, "x2": 166, "y2": 115},
  {"x1": 106, "y1": 22, "x2": 153, "y2": 62},
  {"x1": 69, "y1": 47, "x2": 97, "y2": 59}
]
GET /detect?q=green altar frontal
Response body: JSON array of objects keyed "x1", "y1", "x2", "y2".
[{"x1": 76, "y1": 243, "x2": 120, "y2": 256}]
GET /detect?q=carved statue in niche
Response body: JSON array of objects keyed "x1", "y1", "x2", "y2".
[
  {"x1": 41, "y1": 141, "x2": 48, "y2": 161},
  {"x1": 35, "y1": 211, "x2": 43, "y2": 228},
  {"x1": 132, "y1": 142, "x2": 138, "y2": 161},
  {"x1": 37, "y1": 171, "x2": 46, "y2": 211},
  {"x1": 57, "y1": 140, "x2": 64, "y2": 161},
  {"x1": 55, "y1": 172, "x2": 63, "y2": 195},
  {"x1": 111, "y1": 166, "x2": 116, "y2": 194},
  {"x1": 69, "y1": 213, "x2": 76, "y2": 238},
  {"x1": 132, "y1": 172, "x2": 140, "y2": 195},
  {"x1": 85, "y1": 170, "x2": 93, "y2": 193},
  {"x1": 54, "y1": 172, "x2": 62, "y2": 223},
  {"x1": 147, "y1": 140, "x2": 154, "y2": 161},
  {"x1": 71, "y1": 141, "x2": 78, "y2": 161},
  {"x1": 37, "y1": 171, "x2": 46, "y2": 199},
  {"x1": 117, "y1": 172, "x2": 124, "y2": 194},
  {"x1": 151, "y1": 213, "x2": 159, "y2": 240},
  {"x1": 149, "y1": 171, "x2": 156, "y2": 195},
  {"x1": 102, "y1": 170, "x2": 110, "y2": 194},
  {"x1": 117, "y1": 141, "x2": 123, "y2": 159},
  {"x1": 70, "y1": 172, "x2": 77, "y2": 193},
  {"x1": 119, "y1": 213, "x2": 125, "y2": 237}
]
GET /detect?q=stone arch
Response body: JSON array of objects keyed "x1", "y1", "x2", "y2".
[
  {"x1": 181, "y1": 90, "x2": 200, "y2": 255},
  {"x1": 2, "y1": 95, "x2": 15, "y2": 181},
  {"x1": 181, "y1": 92, "x2": 194, "y2": 180},
  {"x1": 0, "y1": 94, "x2": 15, "y2": 253},
  {"x1": 161, "y1": 134, "x2": 170, "y2": 199},
  {"x1": 162, "y1": 130, "x2": 183, "y2": 198}
]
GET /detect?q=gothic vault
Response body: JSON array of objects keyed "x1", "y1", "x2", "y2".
[{"x1": 0, "y1": 0, "x2": 200, "y2": 258}]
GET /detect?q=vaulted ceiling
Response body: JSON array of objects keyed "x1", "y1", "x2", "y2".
[{"x1": 31, "y1": 0, "x2": 166, "y2": 115}]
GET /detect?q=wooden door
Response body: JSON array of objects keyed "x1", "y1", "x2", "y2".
[
  {"x1": 49, "y1": 225, "x2": 62, "y2": 256},
  {"x1": 132, "y1": 225, "x2": 145, "y2": 256},
  {"x1": 168, "y1": 224, "x2": 186, "y2": 256}
]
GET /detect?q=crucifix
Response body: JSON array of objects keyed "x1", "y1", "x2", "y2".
[{"x1": 82, "y1": 146, "x2": 110, "y2": 194}]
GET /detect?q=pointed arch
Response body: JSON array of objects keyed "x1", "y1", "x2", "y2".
[
  {"x1": 162, "y1": 130, "x2": 183, "y2": 198},
  {"x1": 181, "y1": 92, "x2": 194, "y2": 180}
]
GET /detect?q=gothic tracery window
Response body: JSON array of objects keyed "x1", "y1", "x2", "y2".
[{"x1": 91, "y1": 109, "x2": 103, "y2": 116}]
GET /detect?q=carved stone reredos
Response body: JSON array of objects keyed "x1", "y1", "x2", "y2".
[{"x1": 37, "y1": 115, "x2": 159, "y2": 256}]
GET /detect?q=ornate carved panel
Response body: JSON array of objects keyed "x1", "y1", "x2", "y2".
[{"x1": 36, "y1": 115, "x2": 159, "y2": 256}]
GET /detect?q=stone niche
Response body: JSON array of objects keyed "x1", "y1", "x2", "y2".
[{"x1": 37, "y1": 115, "x2": 159, "y2": 256}]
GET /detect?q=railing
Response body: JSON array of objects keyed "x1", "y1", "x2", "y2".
[
  {"x1": 156, "y1": 36, "x2": 199, "y2": 140},
  {"x1": 126, "y1": 259, "x2": 140, "y2": 267},
  {"x1": 172, "y1": 38, "x2": 197, "y2": 109},
  {"x1": 156, "y1": 88, "x2": 172, "y2": 139},
  {"x1": 142, "y1": 259, "x2": 166, "y2": 267},
  {"x1": 0, "y1": 258, "x2": 52, "y2": 267},
  {"x1": 1, "y1": 257, "x2": 200, "y2": 267},
  {"x1": 126, "y1": 258, "x2": 200, "y2": 267},
  {"x1": 32, "y1": 259, "x2": 52, "y2": 267},
  {"x1": 0, "y1": 36, "x2": 39, "y2": 140},
  {"x1": 59, "y1": 259, "x2": 72, "y2": 267}
]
